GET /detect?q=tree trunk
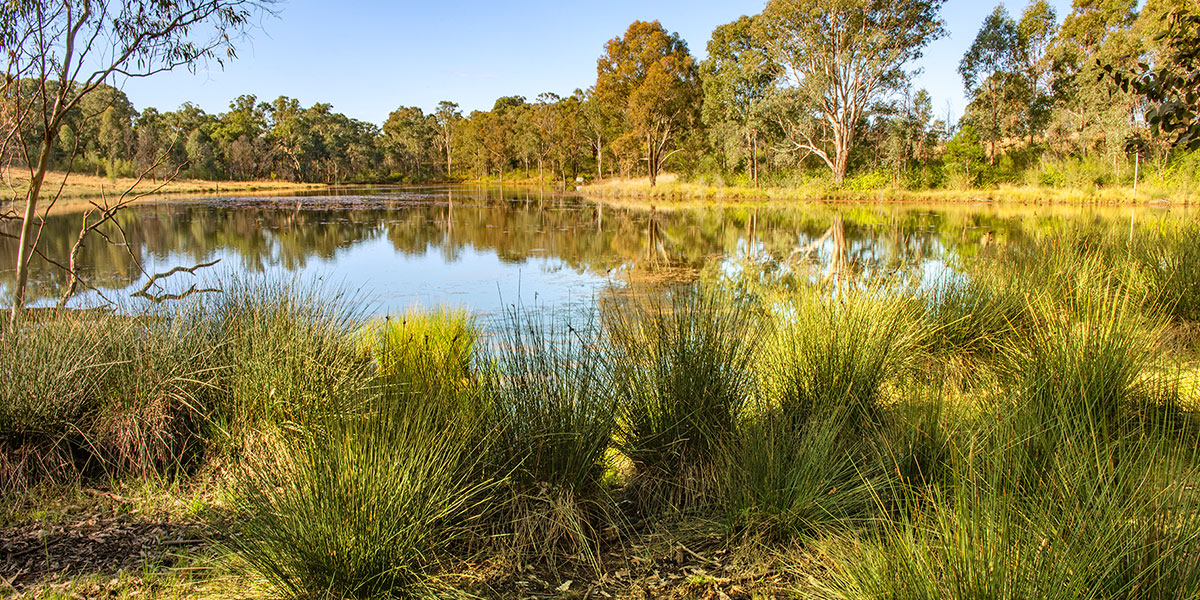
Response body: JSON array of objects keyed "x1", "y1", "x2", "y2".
[
  {"x1": 10, "y1": 134, "x2": 56, "y2": 325},
  {"x1": 647, "y1": 134, "x2": 658, "y2": 187},
  {"x1": 751, "y1": 134, "x2": 758, "y2": 188},
  {"x1": 833, "y1": 146, "x2": 849, "y2": 184}
]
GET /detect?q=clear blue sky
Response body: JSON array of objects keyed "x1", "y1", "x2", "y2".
[{"x1": 117, "y1": 0, "x2": 1074, "y2": 126}]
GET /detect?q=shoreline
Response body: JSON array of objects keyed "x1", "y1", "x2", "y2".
[{"x1": 577, "y1": 177, "x2": 1196, "y2": 208}]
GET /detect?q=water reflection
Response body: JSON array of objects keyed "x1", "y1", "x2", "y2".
[{"x1": 0, "y1": 186, "x2": 1186, "y2": 316}]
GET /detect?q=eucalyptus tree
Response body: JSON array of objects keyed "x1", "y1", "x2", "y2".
[
  {"x1": 549, "y1": 91, "x2": 586, "y2": 183},
  {"x1": 1048, "y1": 0, "x2": 1141, "y2": 157},
  {"x1": 959, "y1": 5, "x2": 1021, "y2": 164},
  {"x1": 595, "y1": 20, "x2": 701, "y2": 186},
  {"x1": 1, "y1": 0, "x2": 274, "y2": 322},
  {"x1": 1017, "y1": 1, "x2": 1059, "y2": 146},
  {"x1": 700, "y1": 15, "x2": 778, "y2": 187},
  {"x1": 212, "y1": 94, "x2": 269, "y2": 179},
  {"x1": 433, "y1": 101, "x2": 462, "y2": 178},
  {"x1": 579, "y1": 88, "x2": 614, "y2": 179},
  {"x1": 475, "y1": 96, "x2": 525, "y2": 181},
  {"x1": 383, "y1": 105, "x2": 436, "y2": 179},
  {"x1": 265, "y1": 96, "x2": 311, "y2": 180},
  {"x1": 758, "y1": 0, "x2": 947, "y2": 183}
]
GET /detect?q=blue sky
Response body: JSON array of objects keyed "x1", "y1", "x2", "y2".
[{"x1": 117, "y1": 0, "x2": 1075, "y2": 126}]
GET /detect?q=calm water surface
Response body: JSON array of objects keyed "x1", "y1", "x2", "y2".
[{"x1": 1, "y1": 185, "x2": 1188, "y2": 318}]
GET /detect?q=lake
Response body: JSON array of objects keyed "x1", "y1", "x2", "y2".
[{"x1": 1, "y1": 185, "x2": 1187, "y2": 318}]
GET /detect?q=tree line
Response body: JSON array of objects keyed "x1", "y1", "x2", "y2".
[{"x1": 7, "y1": 0, "x2": 1199, "y2": 189}]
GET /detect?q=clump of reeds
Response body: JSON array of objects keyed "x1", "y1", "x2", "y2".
[
  {"x1": 203, "y1": 277, "x2": 370, "y2": 439},
  {"x1": 720, "y1": 407, "x2": 877, "y2": 541},
  {"x1": 226, "y1": 383, "x2": 494, "y2": 600},
  {"x1": 482, "y1": 307, "x2": 617, "y2": 568},
  {"x1": 1136, "y1": 220, "x2": 1200, "y2": 322},
  {"x1": 602, "y1": 285, "x2": 762, "y2": 512},
  {"x1": 995, "y1": 285, "x2": 1167, "y2": 493},
  {"x1": 819, "y1": 425, "x2": 1200, "y2": 600},
  {"x1": 0, "y1": 309, "x2": 214, "y2": 490},
  {"x1": 767, "y1": 287, "x2": 919, "y2": 434},
  {"x1": 362, "y1": 306, "x2": 477, "y2": 397},
  {"x1": 718, "y1": 287, "x2": 918, "y2": 539},
  {"x1": 924, "y1": 273, "x2": 1028, "y2": 364}
]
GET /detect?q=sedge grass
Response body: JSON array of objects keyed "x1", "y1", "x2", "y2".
[
  {"x1": 766, "y1": 287, "x2": 920, "y2": 435},
  {"x1": 482, "y1": 307, "x2": 618, "y2": 569},
  {"x1": 602, "y1": 285, "x2": 762, "y2": 512},
  {"x1": 225, "y1": 383, "x2": 495, "y2": 600}
]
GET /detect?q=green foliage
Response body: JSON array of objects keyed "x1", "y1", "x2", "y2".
[
  {"x1": 942, "y1": 125, "x2": 987, "y2": 188},
  {"x1": 842, "y1": 169, "x2": 891, "y2": 191},
  {"x1": 1102, "y1": 10, "x2": 1200, "y2": 150}
]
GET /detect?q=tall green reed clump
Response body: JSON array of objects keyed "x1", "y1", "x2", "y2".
[
  {"x1": 995, "y1": 286, "x2": 1169, "y2": 491},
  {"x1": 1135, "y1": 220, "x2": 1200, "y2": 323},
  {"x1": 820, "y1": 431, "x2": 1200, "y2": 600},
  {"x1": 768, "y1": 288, "x2": 920, "y2": 432},
  {"x1": 362, "y1": 307, "x2": 477, "y2": 397},
  {"x1": 0, "y1": 309, "x2": 214, "y2": 491},
  {"x1": 819, "y1": 279, "x2": 1200, "y2": 599},
  {"x1": 227, "y1": 383, "x2": 494, "y2": 600},
  {"x1": 924, "y1": 271, "x2": 1029, "y2": 366},
  {"x1": 203, "y1": 278, "x2": 370, "y2": 440},
  {"x1": 482, "y1": 308, "x2": 617, "y2": 567},
  {"x1": 603, "y1": 285, "x2": 761, "y2": 511},
  {"x1": 721, "y1": 288, "x2": 919, "y2": 539}
]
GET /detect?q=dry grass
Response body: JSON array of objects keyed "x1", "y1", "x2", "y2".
[
  {"x1": 2, "y1": 170, "x2": 325, "y2": 214},
  {"x1": 580, "y1": 175, "x2": 1200, "y2": 206}
]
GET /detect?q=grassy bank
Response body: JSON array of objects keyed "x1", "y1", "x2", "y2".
[
  {"x1": 3, "y1": 221, "x2": 1200, "y2": 598},
  {"x1": 3, "y1": 171, "x2": 327, "y2": 208},
  {"x1": 580, "y1": 174, "x2": 1199, "y2": 206}
]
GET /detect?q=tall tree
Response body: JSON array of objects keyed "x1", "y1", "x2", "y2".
[
  {"x1": 1048, "y1": 0, "x2": 1140, "y2": 157},
  {"x1": 433, "y1": 101, "x2": 461, "y2": 178},
  {"x1": 758, "y1": 0, "x2": 947, "y2": 183},
  {"x1": 1017, "y1": 0, "x2": 1059, "y2": 146},
  {"x1": 701, "y1": 15, "x2": 778, "y2": 187},
  {"x1": 579, "y1": 89, "x2": 613, "y2": 179},
  {"x1": 959, "y1": 5, "x2": 1021, "y2": 164},
  {"x1": 382, "y1": 106, "x2": 435, "y2": 179},
  {"x1": 595, "y1": 21, "x2": 700, "y2": 186}
]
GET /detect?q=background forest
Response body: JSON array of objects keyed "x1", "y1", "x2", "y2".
[{"x1": 8, "y1": 0, "x2": 1200, "y2": 194}]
